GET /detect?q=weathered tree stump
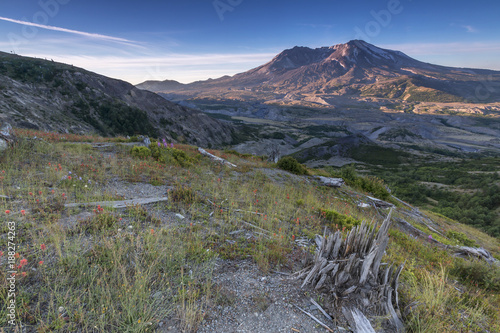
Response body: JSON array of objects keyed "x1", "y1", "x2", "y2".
[
  {"x1": 296, "y1": 210, "x2": 405, "y2": 332},
  {"x1": 0, "y1": 122, "x2": 16, "y2": 152}
]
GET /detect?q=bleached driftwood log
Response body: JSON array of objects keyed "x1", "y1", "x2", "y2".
[
  {"x1": 64, "y1": 197, "x2": 168, "y2": 209},
  {"x1": 366, "y1": 195, "x2": 395, "y2": 209},
  {"x1": 454, "y1": 246, "x2": 500, "y2": 266},
  {"x1": 296, "y1": 210, "x2": 405, "y2": 332},
  {"x1": 198, "y1": 148, "x2": 237, "y2": 167},
  {"x1": 315, "y1": 176, "x2": 345, "y2": 188}
]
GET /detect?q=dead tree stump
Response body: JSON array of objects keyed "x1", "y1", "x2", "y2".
[{"x1": 296, "y1": 210, "x2": 405, "y2": 332}]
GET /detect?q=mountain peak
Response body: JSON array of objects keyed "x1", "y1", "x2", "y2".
[
  {"x1": 137, "y1": 41, "x2": 500, "y2": 103},
  {"x1": 327, "y1": 40, "x2": 409, "y2": 65}
]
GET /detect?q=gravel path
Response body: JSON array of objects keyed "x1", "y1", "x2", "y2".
[{"x1": 196, "y1": 259, "x2": 341, "y2": 333}]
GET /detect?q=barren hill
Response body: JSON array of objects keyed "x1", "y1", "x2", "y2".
[{"x1": 0, "y1": 52, "x2": 234, "y2": 147}]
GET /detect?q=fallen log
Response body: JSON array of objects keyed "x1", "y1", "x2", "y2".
[
  {"x1": 366, "y1": 196, "x2": 394, "y2": 209},
  {"x1": 198, "y1": 148, "x2": 237, "y2": 167},
  {"x1": 64, "y1": 197, "x2": 168, "y2": 209},
  {"x1": 315, "y1": 176, "x2": 345, "y2": 188},
  {"x1": 454, "y1": 246, "x2": 500, "y2": 266}
]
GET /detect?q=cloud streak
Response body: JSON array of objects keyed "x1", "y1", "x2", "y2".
[
  {"x1": 20, "y1": 52, "x2": 278, "y2": 84},
  {"x1": 462, "y1": 25, "x2": 478, "y2": 33},
  {"x1": 25, "y1": 52, "x2": 276, "y2": 69},
  {"x1": 0, "y1": 16, "x2": 134, "y2": 43}
]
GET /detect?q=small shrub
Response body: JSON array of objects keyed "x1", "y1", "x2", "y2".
[
  {"x1": 130, "y1": 146, "x2": 151, "y2": 159},
  {"x1": 446, "y1": 231, "x2": 476, "y2": 247},
  {"x1": 450, "y1": 258, "x2": 500, "y2": 292},
  {"x1": 276, "y1": 156, "x2": 308, "y2": 175},
  {"x1": 320, "y1": 208, "x2": 361, "y2": 230},
  {"x1": 77, "y1": 211, "x2": 117, "y2": 234},
  {"x1": 170, "y1": 148, "x2": 191, "y2": 167},
  {"x1": 335, "y1": 165, "x2": 390, "y2": 200},
  {"x1": 149, "y1": 142, "x2": 192, "y2": 166},
  {"x1": 169, "y1": 185, "x2": 198, "y2": 205}
]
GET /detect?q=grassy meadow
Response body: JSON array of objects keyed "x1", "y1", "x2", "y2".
[{"x1": 0, "y1": 129, "x2": 499, "y2": 332}]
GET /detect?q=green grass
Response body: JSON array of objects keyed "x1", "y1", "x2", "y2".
[{"x1": 0, "y1": 129, "x2": 499, "y2": 332}]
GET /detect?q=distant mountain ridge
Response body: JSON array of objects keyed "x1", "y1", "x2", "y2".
[
  {"x1": 138, "y1": 40, "x2": 500, "y2": 104},
  {"x1": 0, "y1": 52, "x2": 234, "y2": 146},
  {"x1": 136, "y1": 79, "x2": 185, "y2": 92}
]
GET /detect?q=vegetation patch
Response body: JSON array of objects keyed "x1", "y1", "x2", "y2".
[
  {"x1": 373, "y1": 157, "x2": 500, "y2": 237},
  {"x1": 130, "y1": 146, "x2": 151, "y2": 159},
  {"x1": 349, "y1": 144, "x2": 411, "y2": 166},
  {"x1": 1, "y1": 129, "x2": 498, "y2": 332},
  {"x1": 446, "y1": 230, "x2": 477, "y2": 247},
  {"x1": 169, "y1": 185, "x2": 199, "y2": 205},
  {"x1": 276, "y1": 156, "x2": 309, "y2": 175},
  {"x1": 329, "y1": 165, "x2": 391, "y2": 200},
  {"x1": 450, "y1": 258, "x2": 500, "y2": 292},
  {"x1": 319, "y1": 208, "x2": 361, "y2": 230},
  {"x1": 149, "y1": 142, "x2": 193, "y2": 167}
]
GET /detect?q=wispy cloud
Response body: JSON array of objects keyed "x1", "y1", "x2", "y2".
[
  {"x1": 450, "y1": 22, "x2": 478, "y2": 33},
  {"x1": 462, "y1": 25, "x2": 478, "y2": 33},
  {"x1": 29, "y1": 53, "x2": 276, "y2": 68},
  {"x1": 20, "y1": 52, "x2": 277, "y2": 84},
  {"x1": 0, "y1": 16, "x2": 134, "y2": 44}
]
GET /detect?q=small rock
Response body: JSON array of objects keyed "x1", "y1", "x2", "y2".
[{"x1": 175, "y1": 213, "x2": 185, "y2": 220}]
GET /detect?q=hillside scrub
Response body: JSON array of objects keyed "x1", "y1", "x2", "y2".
[
  {"x1": 0, "y1": 130, "x2": 499, "y2": 332},
  {"x1": 149, "y1": 141, "x2": 194, "y2": 167},
  {"x1": 328, "y1": 164, "x2": 391, "y2": 200},
  {"x1": 276, "y1": 156, "x2": 309, "y2": 175},
  {"x1": 373, "y1": 158, "x2": 500, "y2": 237}
]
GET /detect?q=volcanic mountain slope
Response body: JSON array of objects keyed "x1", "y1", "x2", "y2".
[
  {"x1": 139, "y1": 40, "x2": 500, "y2": 104},
  {"x1": 0, "y1": 52, "x2": 234, "y2": 147}
]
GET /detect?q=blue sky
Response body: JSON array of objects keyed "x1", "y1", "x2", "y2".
[{"x1": 0, "y1": 0, "x2": 499, "y2": 84}]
